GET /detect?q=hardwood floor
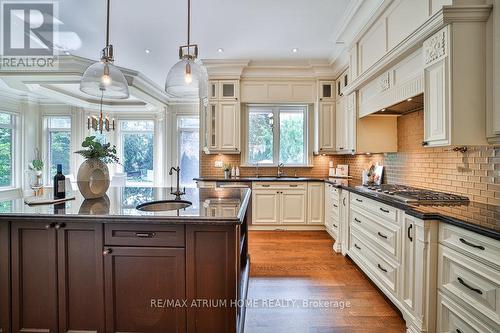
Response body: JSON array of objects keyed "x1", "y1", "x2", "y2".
[{"x1": 244, "y1": 231, "x2": 406, "y2": 333}]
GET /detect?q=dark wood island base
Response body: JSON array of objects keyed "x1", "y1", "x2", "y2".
[{"x1": 0, "y1": 187, "x2": 250, "y2": 333}]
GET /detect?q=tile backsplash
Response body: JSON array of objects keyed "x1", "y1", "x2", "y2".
[
  {"x1": 200, "y1": 110, "x2": 498, "y2": 205},
  {"x1": 345, "y1": 110, "x2": 499, "y2": 205}
]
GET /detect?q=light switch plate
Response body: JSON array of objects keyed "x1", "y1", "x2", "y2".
[{"x1": 215, "y1": 160, "x2": 223, "y2": 168}]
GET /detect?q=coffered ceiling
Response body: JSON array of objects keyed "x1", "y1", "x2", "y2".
[{"x1": 57, "y1": 0, "x2": 352, "y2": 87}]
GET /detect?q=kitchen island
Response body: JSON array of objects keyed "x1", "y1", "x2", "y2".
[{"x1": 0, "y1": 186, "x2": 251, "y2": 333}]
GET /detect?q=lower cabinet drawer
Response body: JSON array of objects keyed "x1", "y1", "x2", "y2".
[
  {"x1": 440, "y1": 223, "x2": 500, "y2": 270},
  {"x1": 350, "y1": 231, "x2": 398, "y2": 296},
  {"x1": 351, "y1": 193, "x2": 398, "y2": 222},
  {"x1": 104, "y1": 224, "x2": 185, "y2": 247},
  {"x1": 439, "y1": 245, "x2": 500, "y2": 326},
  {"x1": 350, "y1": 208, "x2": 400, "y2": 261},
  {"x1": 437, "y1": 292, "x2": 498, "y2": 333}
]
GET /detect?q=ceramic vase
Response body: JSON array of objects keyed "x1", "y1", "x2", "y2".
[{"x1": 77, "y1": 158, "x2": 110, "y2": 199}]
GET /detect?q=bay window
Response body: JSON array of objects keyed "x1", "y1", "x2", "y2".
[
  {"x1": 245, "y1": 105, "x2": 308, "y2": 166},
  {"x1": 46, "y1": 116, "x2": 71, "y2": 178},
  {"x1": 0, "y1": 112, "x2": 15, "y2": 187},
  {"x1": 177, "y1": 116, "x2": 199, "y2": 188},
  {"x1": 120, "y1": 120, "x2": 154, "y2": 184}
]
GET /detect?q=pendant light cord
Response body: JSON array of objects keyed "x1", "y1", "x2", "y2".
[
  {"x1": 187, "y1": 0, "x2": 191, "y2": 52},
  {"x1": 99, "y1": 90, "x2": 104, "y2": 134},
  {"x1": 106, "y1": 0, "x2": 110, "y2": 47}
]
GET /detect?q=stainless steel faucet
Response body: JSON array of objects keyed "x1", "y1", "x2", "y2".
[
  {"x1": 169, "y1": 166, "x2": 185, "y2": 198},
  {"x1": 255, "y1": 162, "x2": 260, "y2": 178},
  {"x1": 277, "y1": 163, "x2": 285, "y2": 178}
]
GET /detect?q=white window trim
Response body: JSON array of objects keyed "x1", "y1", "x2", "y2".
[
  {"x1": 0, "y1": 111, "x2": 20, "y2": 190},
  {"x1": 44, "y1": 116, "x2": 72, "y2": 183},
  {"x1": 117, "y1": 119, "x2": 156, "y2": 186},
  {"x1": 242, "y1": 104, "x2": 311, "y2": 167},
  {"x1": 175, "y1": 115, "x2": 200, "y2": 188}
]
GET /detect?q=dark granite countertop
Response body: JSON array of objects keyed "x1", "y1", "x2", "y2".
[
  {"x1": 0, "y1": 187, "x2": 251, "y2": 225},
  {"x1": 196, "y1": 177, "x2": 499, "y2": 239}
]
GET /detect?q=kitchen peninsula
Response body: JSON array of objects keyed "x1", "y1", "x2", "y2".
[{"x1": 0, "y1": 187, "x2": 250, "y2": 333}]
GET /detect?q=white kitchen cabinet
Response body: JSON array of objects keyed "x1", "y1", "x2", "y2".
[
  {"x1": 423, "y1": 24, "x2": 489, "y2": 147},
  {"x1": 336, "y1": 70, "x2": 348, "y2": 98},
  {"x1": 307, "y1": 182, "x2": 324, "y2": 225},
  {"x1": 252, "y1": 189, "x2": 280, "y2": 225},
  {"x1": 339, "y1": 189, "x2": 349, "y2": 256},
  {"x1": 335, "y1": 96, "x2": 346, "y2": 151},
  {"x1": 318, "y1": 102, "x2": 336, "y2": 153},
  {"x1": 319, "y1": 81, "x2": 334, "y2": 101},
  {"x1": 251, "y1": 182, "x2": 307, "y2": 226},
  {"x1": 204, "y1": 80, "x2": 241, "y2": 153},
  {"x1": 218, "y1": 101, "x2": 239, "y2": 151},
  {"x1": 324, "y1": 183, "x2": 341, "y2": 251},
  {"x1": 336, "y1": 93, "x2": 356, "y2": 153},
  {"x1": 281, "y1": 190, "x2": 307, "y2": 224}
]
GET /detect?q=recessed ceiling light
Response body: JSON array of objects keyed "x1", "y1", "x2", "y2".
[
  {"x1": 407, "y1": 98, "x2": 413, "y2": 101},
  {"x1": 292, "y1": 48, "x2": 299, "y2": 53},
  {"x1": 217, "y1": 48, "x2": 224, "y2": 53},
  {"x1": 145, "y1": 48, "x2": 151, "y2": 54}
]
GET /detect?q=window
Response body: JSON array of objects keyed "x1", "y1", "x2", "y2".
[
  {"x1": 120, "y1": 120, "x2": 154, "y2": 184},
  {"x1": 246, "y1": 105, "x2": 308, "y2": 166},
  {"x1": 47, "y1": 116, "x2": 71, "y2": 177},
  {"x1": 0, "y1": 112, "x2": 14, "y2": 187},
  {"x1": 177, "y1": 116, "x2": 199, "y2": 188}
]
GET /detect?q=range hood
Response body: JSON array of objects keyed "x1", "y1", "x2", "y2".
[{"x1": 373, "y1": 93, "x2": 423, "y2": 115}]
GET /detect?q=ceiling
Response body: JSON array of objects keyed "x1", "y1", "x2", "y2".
[{"x1": 57, "y1": 0, "x2": 351, "y2": 88}]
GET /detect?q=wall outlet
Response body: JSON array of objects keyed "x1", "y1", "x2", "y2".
[{"x1": 214, "y1": 160, "x2": 223, "y2": 168}]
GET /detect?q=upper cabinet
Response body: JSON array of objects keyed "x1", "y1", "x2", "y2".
[
  {"x1": 204, "y1": 80, "x2": 241, "y2": 154},
  {"x1": 336, "y1": 70, "x2": 349, "y2": 99},
  {"x1": 423, "y1": 24, "x2": 489, "y2": 147},
  {"x1": 240, "y1": 80, "x2": 316, "y2": 103},
  {"x1": 317, "y1": 81, "x2": 336, "y2": 154}
]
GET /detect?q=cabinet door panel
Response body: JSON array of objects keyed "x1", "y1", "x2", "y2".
[
  {"x1": 104, "y1": 247, "x2": 186, "y2": 333},
  {"x1": 252, "y1": 190, "x2": 279, "y2": 224},
  {"x1": 11, "y1": 222, "x2": 58, "y2": 333},
  {"x1": 424, "y1": 59, "x2": 449, "y2": 145},
  {"x1": 319, "y1": 102, "x2": 335, "y2": 151},
  {"x1": 219, "y1": 102, "x2": 239, "y2": 151},
  {"x1": 0, "y1": 223, "x2": 9, "y2": 333},
  {"x1": 208, "y1": 103, "x2": 218, "y2": 149},
  {"x1": 307, "y1": 183, "x2": 324, "y2": 225},
  {"x1": 58, "y1": 223, "x2": 104, "y2": 333},
  {"x1": 281, "y1": 190, "x2": 306, "y2": 224}
]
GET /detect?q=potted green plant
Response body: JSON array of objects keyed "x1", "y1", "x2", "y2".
[
  {"x1": 28, "y1": 148, "x2": 44, "y2": 188},
  {"x1": 74, "y1": 136, "x2": 119, "y2": 199},
  {"x1": 223, "y1": 163, "x2": 231, "y2": 179}
]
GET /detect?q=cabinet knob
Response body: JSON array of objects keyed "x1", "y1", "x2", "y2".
[
  {"x1": 421, "y1": 141, "x2": 429, "y2": 146},
  {"x1": 45, "y1": 223, "x2": 55, "y2": 229},
  {"x1": 54, "y1": 223, "x2": 66, "y2": 229},
  {"x1": 103, "y1": 248, "x2": 113, "y2": 256}
]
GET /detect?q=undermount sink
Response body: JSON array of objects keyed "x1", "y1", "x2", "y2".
[{"x1": 136, "y1": 200, "x2": 192, "y2": 212}]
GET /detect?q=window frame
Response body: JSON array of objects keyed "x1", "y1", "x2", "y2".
[
  {"x1": 0, "y1": 111, "x2": 17, "y2": 189},
  {"x1": 242, "y1": 104, "x2": 310, "y2": 167},
  {"x1": 45, "y1": 116, "x2": 72, "y2": 182},
  {"x1": 176, "y1": 115, "x2": 200, "y2": 188},
  {"x1": 118, "y1": 119, "x2": 156, "y2": 186}
]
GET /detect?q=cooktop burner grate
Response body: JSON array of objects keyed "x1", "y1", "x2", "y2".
[{"x1": 360, "y1": 184, "x2": 470, "y2": 204}]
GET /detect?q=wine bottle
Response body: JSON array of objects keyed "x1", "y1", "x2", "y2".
[{"x1": 53, "y1": 164, "x2": 66, "y2": 199}]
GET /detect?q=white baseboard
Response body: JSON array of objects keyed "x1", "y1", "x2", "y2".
[{"x1": 249, "y1": 225, "x2": 326, "y2": 231}]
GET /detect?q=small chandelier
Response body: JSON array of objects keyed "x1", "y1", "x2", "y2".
[
  {"x1": 87, "y1": 93, "x2": 115, "y2": 134},
  {"x1": 165, "y1": 0, "x2": 207, "y2": 98},
  {"x1": 80, "y1": 0, "x2": 129, "y2": 99}
]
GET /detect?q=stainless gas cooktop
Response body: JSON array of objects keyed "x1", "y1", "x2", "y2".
[{"x1": 356, "y1": 184, "x2": 470, "y2": 204}]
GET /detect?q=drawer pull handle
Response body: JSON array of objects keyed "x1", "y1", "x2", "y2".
[
  {"x1": 354, "y1": 218, "x2": 361, "y2": 223},
  {"x1": 136, "y1": 232, "x2": 156, "y2": 238},
  {"x1": 356, "y1": 198, "x2": 363, "y2": 203},
  {"x1": 456, "y1": 330, "x2": 462, "y2": 333},
  {"x1": 354, "y1": 244, "x2": 361, "y2": 250},
  {"x1": 408, "y1": 224, "x2": 413, "y2": 242},
  {"x1": 333, "y1": 204, "x2": 338, "y2": 208},
  {"x1": 103, "y1": 248, "x2": 113, "y2": 256},
  {"x1": 459, "y1": 238, "x2": 485, "y2": 250},
  {"x1": 343, "y1": 197, "x2": 346, "y2": 206},
  {"x1": 262, "y1": 185, "x2": 270, "y2": 187},
  {"x1": 289, "y1": 184, "x2": 298, "y2": 187},
  {"x1": 333, "y1": 224, "x2": 338, "y2": 228},
  {"x1": 379, "y1": 208, "x2": 390, "y2": 213},
  {"x1": 457, "y1": 277, "x2": 482, "y2": 295},
  {"x1": 377, "y1": 232, "x2": 388, "y2": 239},
  {"x1": 377, "y1": 264, "x2": 387, "y2": 273}
]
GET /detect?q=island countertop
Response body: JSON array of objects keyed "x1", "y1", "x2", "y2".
[{"x1": 0, "y1": 187, "x2": 251, "y2": 225}]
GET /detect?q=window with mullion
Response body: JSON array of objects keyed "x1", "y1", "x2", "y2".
[
  {"x1": 0, "y1": 112, "x2": 14, "y2": 187},
  {"x1": 46, "y1": 116, "x2": 71, "y2": 178},
  {"x1": 246, "y1": 105, "x2": 307, "y2": 166},
  {"x1": 120, "y1": 120, "x2": 155, "y2": 185}
]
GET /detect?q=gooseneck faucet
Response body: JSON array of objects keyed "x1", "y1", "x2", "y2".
[
  {"x1": 169, "y1": 166, "x2": 185, "y2": 199},
  {"x1": 277, "y1": 163, "x2": 285, "y2": 178}
]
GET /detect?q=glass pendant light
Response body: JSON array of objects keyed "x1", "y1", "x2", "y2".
[
  {"x1": 80, "y1": 0, "x2": 129, "y2": 99},
  {"x1": 165, "y1": 0, "x2": 208, "y2": 99}
]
